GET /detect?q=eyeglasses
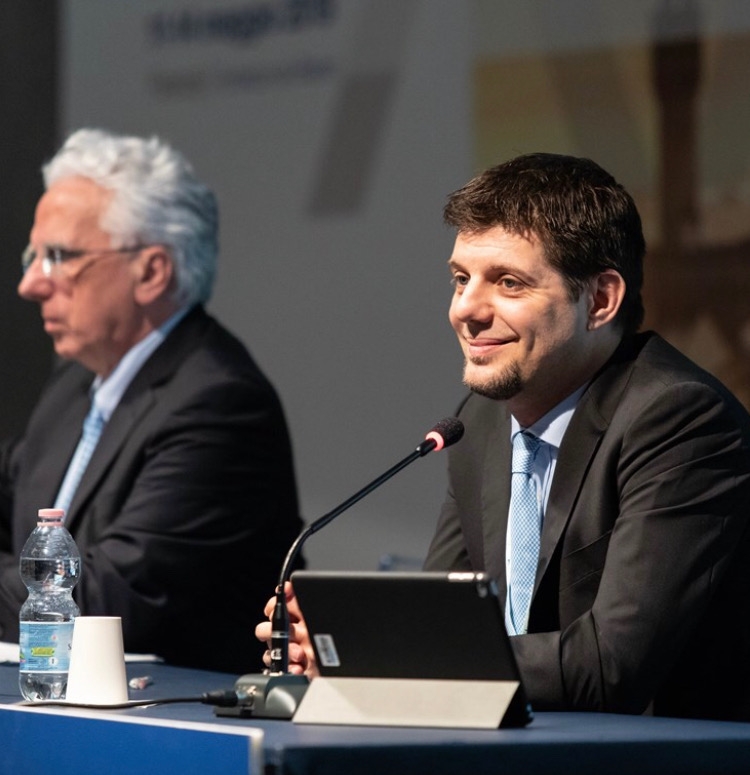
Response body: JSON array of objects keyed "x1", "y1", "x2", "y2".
[{"x1": 21, "y1": 245, "x2": 145, "y2": 280}]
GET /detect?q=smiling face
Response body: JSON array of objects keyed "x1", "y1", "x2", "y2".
[
  {"x1": 18, "y1": 176, "x2": 151, "y2": 378},
  {"x1": 448, "y1": 226, "x2": 620, "y2": 426}
]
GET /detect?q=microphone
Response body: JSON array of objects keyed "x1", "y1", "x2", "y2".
[
  {"x1": 269, "y1": 416, "x2": 464, "y2": 673},
  {"x1": 216, "y1": 417, "x2": 464, "y2": 719}
]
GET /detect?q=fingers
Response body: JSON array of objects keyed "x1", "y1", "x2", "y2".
[
  {"x1": 260, "y1": 642, "x2": 309, "y2": 673},
  {"x1": 257, "y1": 581, "x2": 320, "y2": 678},
  {"x1": 285, "y1": 592, "x2": 304, "y2": 621},
  {"x1": 262, "y1": 582, "x2": 303, "y2": 620},
  {"x1": 254, "y1": 619, "x2": 307, "y2": 647},
  {"x1": 255, "y1": 620, "x2": 272, "y2": 643},
  {"x1": 262, "y1": 596, "x2": 275, "y2": 619}
]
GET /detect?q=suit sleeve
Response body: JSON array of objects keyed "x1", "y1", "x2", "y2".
[
  {"x1": 511, "y1": 379, "x2": 750, "y2": 714},
  {"x1": 423, "y1": 484, "x2": 473, "y2": 571},
  {"x1": 0, "y1": 437, "x2": 26, "y2": 630},
  {"x1": 424, "y1": 393, "x2": 478, "y2": 572}
]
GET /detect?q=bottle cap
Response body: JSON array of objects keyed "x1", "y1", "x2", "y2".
[{"x1": 37, "y1": 508, "x2": 65, "y2": 525}]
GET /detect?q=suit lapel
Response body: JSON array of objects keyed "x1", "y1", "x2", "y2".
[
  {"x1": 536, "y1": 404, "x2": 606, "y2": 586},
  {"x1": 64, "y1": 386, "x2": 157, "y2": 528},
  {"x1": 480, "y1": 407, "x2": 512, "y2": 592},
  {"x1": 532, "y1": 335, "x2": 642, "y2": 595},
  {"x1": 26, "y1": 377, "x2": 91, "y2": 524},
  {"x1": 63, "y1": 306, "x2": 210, "y2": 529}
]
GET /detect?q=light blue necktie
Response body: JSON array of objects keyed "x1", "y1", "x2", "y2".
[
  {"x1": 54, "y1": 402, "x2": 106, "y2": 517},
  {"x1": 506, "y1": 431, "x2": 542, "y2": 635}
]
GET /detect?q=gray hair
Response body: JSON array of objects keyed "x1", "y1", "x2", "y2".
[{"x1": 43, "y1": 128, "x2": 218, "y2": 306}]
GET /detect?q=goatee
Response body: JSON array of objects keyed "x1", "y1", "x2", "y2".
[{"x1": 463, "y1": 359, "x2": 523, "y2": 401}]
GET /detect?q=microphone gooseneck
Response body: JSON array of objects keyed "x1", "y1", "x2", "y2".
[{"x1": 268, "y1": 417, "x2": 464, "y2": 674}]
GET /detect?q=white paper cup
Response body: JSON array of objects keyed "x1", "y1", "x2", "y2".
[{"x1": 66, "y1": 616, "x2": 129, "y2": 705}]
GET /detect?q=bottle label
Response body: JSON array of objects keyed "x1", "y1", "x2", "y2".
[{"x1": 19, "y1": 621, "x2": 74, "y2": 673}]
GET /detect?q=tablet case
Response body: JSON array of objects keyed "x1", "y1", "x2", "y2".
[{"x1": 291, "y1": 570, "x2": 533, "y2": 728}]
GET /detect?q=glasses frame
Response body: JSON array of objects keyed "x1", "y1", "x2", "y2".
[{"x1": 21, "y1": 245, "x2": 146, "y2": 280}]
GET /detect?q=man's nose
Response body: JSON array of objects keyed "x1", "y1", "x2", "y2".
[
  {"x1": 451, "y1": 281, "x2": 494, "y2": 324},
  {"x1": 18, "y1": 256, "x2": 54, "y2": 302}
]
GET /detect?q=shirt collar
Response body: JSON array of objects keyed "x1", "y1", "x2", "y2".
[{"x1": 510, "y1": 382, "x2": 588, "y2": 451}]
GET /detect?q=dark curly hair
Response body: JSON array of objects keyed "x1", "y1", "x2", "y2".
[{"x1": 444, "y1": 153, "x2": 645, "y2": 335}]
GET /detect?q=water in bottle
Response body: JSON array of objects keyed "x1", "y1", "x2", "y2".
[{"x1": 18, "y1": 508, "x2": 81, "y2": 701}]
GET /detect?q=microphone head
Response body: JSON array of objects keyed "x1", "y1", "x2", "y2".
[{"x1": 424, "y1": 417, "x2": 465, "y2": 452}]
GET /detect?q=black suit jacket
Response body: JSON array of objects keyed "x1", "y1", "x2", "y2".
[
  {"x1": 0, "y1": 306, "x2": 302, "y2": 673},
  {"x1": 425, "y1": 332, "x2": 750, "y2": 720}
]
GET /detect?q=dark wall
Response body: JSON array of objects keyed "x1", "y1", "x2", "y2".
[{"x1": 0, "y1": 3, "x2": 57, "y2": 439}]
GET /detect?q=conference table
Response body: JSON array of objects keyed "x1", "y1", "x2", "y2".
[{"x1": 1, "y1": 661, "x2": 750, "y2": 774}]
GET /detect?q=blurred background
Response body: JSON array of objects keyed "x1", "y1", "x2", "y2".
[{"x1": 2, "y1": 0, "x2": 749, "y2": 571}]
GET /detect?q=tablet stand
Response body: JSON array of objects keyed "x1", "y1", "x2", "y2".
[{"x1": 293, "y1": 677, "x2": 528, "y2": 729}]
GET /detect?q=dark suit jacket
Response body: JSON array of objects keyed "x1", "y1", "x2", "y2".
[
  {"x1": 425, "y1": 332, "x2": 750, "y2": 720},
  {"x1": 0, "y1": 306, "x2": 302, "y2": 674}
]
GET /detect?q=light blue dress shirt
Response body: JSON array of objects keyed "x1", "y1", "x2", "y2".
[{"x1": 504, "y1": 384, "x2": 587, "y2": 635}]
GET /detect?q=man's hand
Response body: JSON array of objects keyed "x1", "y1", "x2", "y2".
[{"x1": 255, "y1": 581, "x2": 319, "y2": 678}]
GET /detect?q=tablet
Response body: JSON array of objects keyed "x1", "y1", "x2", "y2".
[{"x1": 291, "y1": 570, "x2": 533, "y2": 726}]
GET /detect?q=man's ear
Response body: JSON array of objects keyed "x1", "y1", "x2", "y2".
[
  {"x1": 587, "y1": 269, "x2": 625, "y2": 330},
  {"x1": 133, "y1": 246, "x2": 175, "y2": 305}
]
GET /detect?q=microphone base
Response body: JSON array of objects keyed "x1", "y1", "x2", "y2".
[{"x1": 214, "y1": 673, "x2": 309, "y2": 720}]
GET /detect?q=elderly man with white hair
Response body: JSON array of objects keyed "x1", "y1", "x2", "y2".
[{"x1": 0, "y1": 128, "x2": 302, "y2": 674}]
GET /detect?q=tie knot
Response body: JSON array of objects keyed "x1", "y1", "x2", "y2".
[{"x1": 512, "y1": 431, "x2": 540, "y2": 474}]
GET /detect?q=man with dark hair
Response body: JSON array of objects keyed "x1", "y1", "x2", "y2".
[{"x1": 258, "y1": 153, "x2": 750, "y2": 720}]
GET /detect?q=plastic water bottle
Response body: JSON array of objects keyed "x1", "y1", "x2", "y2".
[{"x1": 18, "y1": 508, "x2": 81, "y2": 701}]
